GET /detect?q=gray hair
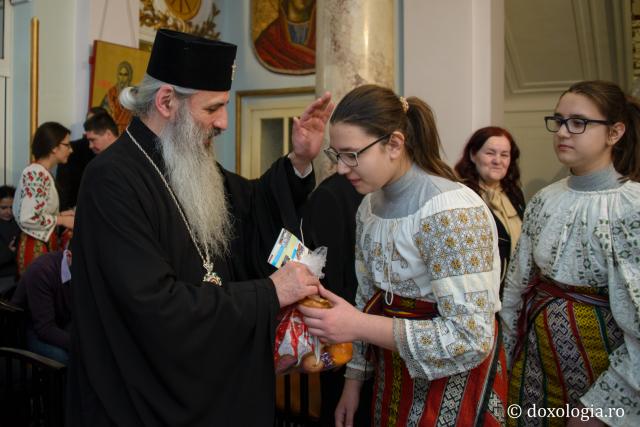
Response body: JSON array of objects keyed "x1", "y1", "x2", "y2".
[{"x1": 119, "y1": 74, "x2": 198, "y2": 118}]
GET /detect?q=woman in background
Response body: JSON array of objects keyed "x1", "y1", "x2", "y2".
[
  {"x1": 500, "y1": 80, "x2": 640, "y2": 426},
  {"x1": 455, "y1": 126, "x2": 525, "y2": 291},
  {"x1": 13, "y1": 122, "x2": 75, "y2": 274}
]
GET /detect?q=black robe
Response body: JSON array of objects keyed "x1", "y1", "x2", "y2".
[
  {"x1": 299, "y1": 173, "x2": 372, "y2": 426},
  {"x1": 56, "y1": 136, "x2": 96, "y2": 211},
  {"x1": 68, "y1": 117, "x2": 314, "y2": 426}
]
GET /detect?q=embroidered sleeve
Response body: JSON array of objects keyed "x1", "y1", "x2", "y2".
[
  {"x1": 16, "y1": 168, "x2": 57, "y2": 242},
  {"x1": 499, "y1": 194, "x2": 542, "y2": 367},
  {"x1": 580, "y1": 211, "x2": 640, "y2": 425},
  {"x1": 345, "y1": 210, "x2": 377, "y2": 381},
  {"x1": 393, "y1": 206, "x2": 500, "y2": 380}
]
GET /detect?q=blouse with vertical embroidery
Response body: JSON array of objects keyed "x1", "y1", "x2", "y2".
[
  {"x1": 12, "y1": 163, "x2": 59, "y2": 242},
  {"x1": 500, "y1": 168, "x2": 640, "y2": 425},
  {"x1": 345, "y1": 166, "x2": 502, "y2": 381}
]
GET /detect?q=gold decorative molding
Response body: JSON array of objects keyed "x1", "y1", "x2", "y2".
[{"x1": 140, "y1": 0, "x2": 220, "y2": 40}]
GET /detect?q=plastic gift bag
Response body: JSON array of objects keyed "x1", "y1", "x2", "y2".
[
  {"x1": 268, "y1": 229, "x2": 352, "y2": 374},
  {"x1": 274, "y1": 296, "x2": 353, "y2": 374}
]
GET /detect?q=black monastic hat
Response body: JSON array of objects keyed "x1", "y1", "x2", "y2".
[{"x1": 146, "y1": 29, "x2": 237, "y2": 91}]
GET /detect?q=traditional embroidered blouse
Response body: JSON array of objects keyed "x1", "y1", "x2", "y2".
[
  {"x1": 500, "y1": 167, "x2": 640, "y2": 423},
  {"x1": 345, "y1": 166, "x2": 502, "y2": 381},
  {"x1": 12, "y1": 163, "x2": 59, "y2": 242}
]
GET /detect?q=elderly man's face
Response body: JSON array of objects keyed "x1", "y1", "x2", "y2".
[{"x1": 184, "y1": 90, "x2": 230, "y2": 147}]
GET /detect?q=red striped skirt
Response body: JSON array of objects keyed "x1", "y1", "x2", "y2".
[
  {"x1": 16, "y1": 232, "x2": 59, "y2": 275},
  {"x1": 508, "y1": 275, "x2": 621, "y2": 427},
  {"x1": 364, "y1": 291, "x2": 507, "y2": 426}
]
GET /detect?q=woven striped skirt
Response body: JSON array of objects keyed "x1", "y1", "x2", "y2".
[
  {"x1": 364, "y1": 291, "x2": 508, "y2": 426},
  {"x1": 508, "y1": 275, "x2": 623, "y2": 427},
  {"x1": 16, "y1": 232, "x2": 59, "y2": 275}
]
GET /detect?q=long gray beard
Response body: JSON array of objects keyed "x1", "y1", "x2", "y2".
[{"x1": 158, "y1": 102, "x2": 231, "y2": 259}]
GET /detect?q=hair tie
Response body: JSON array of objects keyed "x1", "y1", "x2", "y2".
[{"x1": 399, "y1": 96, "x2": 409, "y2": 113}]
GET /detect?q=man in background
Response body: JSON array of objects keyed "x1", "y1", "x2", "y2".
[
  {"x1": 84, "y1": 112, "x2": 119, "y2": 154},
  {"x1": 56, "y1": 107, "x2": 109, "y2": 210}
]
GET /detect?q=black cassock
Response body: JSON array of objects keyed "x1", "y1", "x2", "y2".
[{"x1": 68, "y1": 117, "x2": 313, "y2": 426}]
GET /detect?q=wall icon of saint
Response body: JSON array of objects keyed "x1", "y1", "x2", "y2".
[
  {"x1": 101, "y1": 61, "x2": 134, "y2": 135},
  {"x1": 90, "y1": 41, "x2": 151, "y2": 135},
  {"x1": 252, "y1": 0, "x2": 316, "y2": 75}
]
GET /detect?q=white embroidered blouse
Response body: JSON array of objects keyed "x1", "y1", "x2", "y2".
[
  {"x1": 12, "y1": 163, "x2": 59, "y2": 242},
  {"x1": 500, "y1": 170, "x2": 640, "y2": 425},
  {"x1": 345, "y1": 167, "x2": 502, "y2": 381}
]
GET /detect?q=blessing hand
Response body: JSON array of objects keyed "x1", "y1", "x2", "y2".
[{"x1": 290, "y1": 92, "x2": 334, "y2": 173}]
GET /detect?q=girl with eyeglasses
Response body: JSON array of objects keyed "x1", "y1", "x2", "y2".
[
  {"x1": 12, "y1": 122, "x2": 75, "y2": 275},
  {"x1": 299, "y1": 84, "x2": 507, "y2": 426},
  {"x1": 500, "y1": 80, "x2": 640, "y2": 426}
]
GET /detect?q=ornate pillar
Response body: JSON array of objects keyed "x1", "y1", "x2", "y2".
[{"x1": 315, "y1": 0, "x2": 397, "y2": 181}]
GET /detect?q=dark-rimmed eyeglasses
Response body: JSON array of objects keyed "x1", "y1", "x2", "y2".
[
  {"x1": 544, "y1": 116, "x2": 611, "y2": 134},
  {"x1": 323, "y1": 133, "x2": 391, "y2": 167}
]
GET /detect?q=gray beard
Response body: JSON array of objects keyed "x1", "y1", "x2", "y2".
[{"x1": 158, "y1": 102, "x2": 231, "y2": 259}]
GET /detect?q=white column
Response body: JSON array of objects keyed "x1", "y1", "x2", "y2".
[
  {"x1": 404, "y1": 0, "x2": 504, "y2": 165},
  {"x1": 315, "y1": 0, "x2": 396, "y2": 181}
]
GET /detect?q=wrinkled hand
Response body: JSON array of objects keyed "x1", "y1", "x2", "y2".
[
  {"x1": 298, "y1": 284, "x2": 361, "y2": 344},
  {"x1": 335, "y1": 379, "x2": 363, "y2": 427},
  {"x1": 270, "y1": 261, "x2": 319, "y2": 307},
  {"x1": 290, "y1": 92, "x2": 334, "y2": 172}
]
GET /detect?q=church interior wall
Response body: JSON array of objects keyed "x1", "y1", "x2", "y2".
[{"x1": 2, "y1": 0, "x2": 634, "y2": 197}]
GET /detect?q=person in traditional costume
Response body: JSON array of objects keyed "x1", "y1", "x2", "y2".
[
  {"x1": 68, "y1": 29, "x2": 333, "y2": 426},
  {"x1": 299, "y1": 84, "x2": 507, "y2": 427},
  {"x1": 455, "y1": 126, "x2": 525, "y2": 292},
  {"x1": 13, "y1": 122, "x2": 75, "y2": 275},
  {"x1": 500, "y1": 80, "x2": 640, "y2": 427}
]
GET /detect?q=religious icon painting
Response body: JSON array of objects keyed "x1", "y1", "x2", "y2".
[
  {"x1": 251, "y1": 0, "x2": 316, "y2": 75},
  {"x1": 90, "y1": 41, "x2": 151, "y2": 134}
]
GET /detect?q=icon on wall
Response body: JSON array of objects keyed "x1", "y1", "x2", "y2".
[
  {"x1": 89, "y1": 41, "x2": 151, "y2": 134},
  {"x1": 252, "y1": 0, "x2": 316, "y2": 75}
]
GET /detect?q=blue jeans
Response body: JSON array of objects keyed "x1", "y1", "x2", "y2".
[{"x1": 26, "y1": 328, "x2": 68, "y2": 365}]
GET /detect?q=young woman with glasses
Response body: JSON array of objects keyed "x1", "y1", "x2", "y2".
[
  {"x1": 500, "y1": 80, "x2": 640, "y2": 426},
  {"x1": 299, "y1": 84, "x2": 507, "y2": 426},
  {"x1": 12, "y1": 122, "x2": 75, "y2": 275}
]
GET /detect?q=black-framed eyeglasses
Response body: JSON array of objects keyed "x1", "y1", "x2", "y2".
[
  {"x1": 59, "y1": 142, "x2": 71, "y2": 148},
  {"x1": 323, "y1": 133, "x2": 391, "y2": 167},
  {"x1": 544, "y1": 116, "x2": 611, "y2": 134}
]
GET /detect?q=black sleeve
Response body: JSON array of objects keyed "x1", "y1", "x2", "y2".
[
  {"x1": 0, "y1": 239, "x2": 14, "y2": 265},
  {"x1": 301, "y1": 181, "x2": 360, "y2": 304},
  {"x1": 223, "y1": 156, "x2": 315, "y2": 280}
]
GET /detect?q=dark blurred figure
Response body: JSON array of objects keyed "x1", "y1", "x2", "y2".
[
  {"x1": 11, "y1": 250, "x2": 72, "y2": 364},
  {"x1": 56, "y1": 107, "x2": 109, "y2": 210},
  {"x1": 0, "y1": 185, "x2": 20, "y2": 296},
  {"x1": 301, "y1": 173, "x2": 372, "y2": 427}
]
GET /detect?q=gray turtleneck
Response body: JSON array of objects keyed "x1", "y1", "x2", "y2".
[
  {"x1": 370, "y1": 164, "x2": 460, "y2": 219},
  {"x1": 567, "y1": 164, "x2": 623, "y2": 191}
]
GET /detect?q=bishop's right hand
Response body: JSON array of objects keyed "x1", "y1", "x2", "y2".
[{"x1": 270, "y1": 261, "x2": 319, "y2": 307}]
